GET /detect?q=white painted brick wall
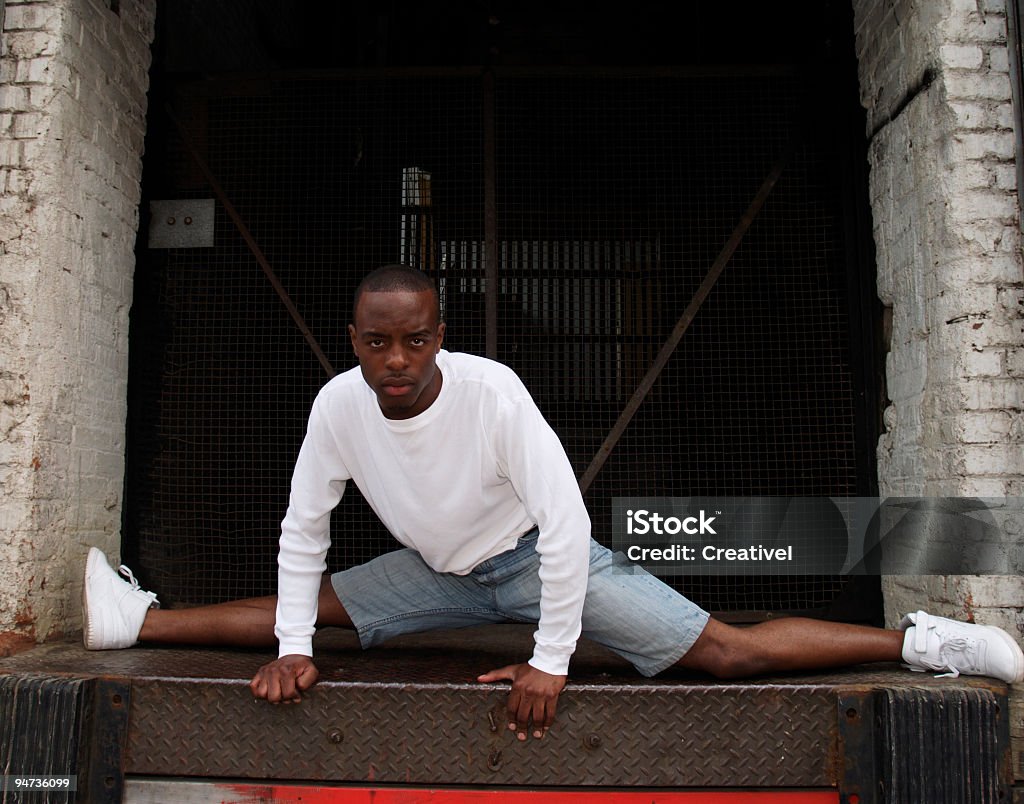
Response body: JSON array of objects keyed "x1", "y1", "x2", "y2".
[
  {"x1": 855, "y1": 0, "x2": 1024, "y2": 522},
  {"x1": 0, "y1": 0, "x2": 156, "y2": 654},
  {"x1": 853, "y1": 0, "x2": 1024, "y2": 775}
]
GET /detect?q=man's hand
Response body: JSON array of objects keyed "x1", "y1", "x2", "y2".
[
  {"x1": 250, "y1": 654, "x2": 320, "y2": 704},
  {"x1": 477, "y1": 663, "x2": 566, "y2": 741}
]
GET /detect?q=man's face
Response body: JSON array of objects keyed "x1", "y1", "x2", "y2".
[{"x1": 348, "y1": 289, "x2": 446, "y2": 419}]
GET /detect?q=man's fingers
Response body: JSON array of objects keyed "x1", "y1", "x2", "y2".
[
  {"x1": 477, "y1": 665, "x2": 516, "y2": 683},
  {"x1": 296, "y1": 662, "x2": 320, "y2": 692},
  {"x1": 278, "y1": 668, "x2": 302, "y2": 702},
  {"x1": 514, "y1": 694, "x2": 533, "y2": 738},
  {"x1": 251, "y1": 667, "x2": 277, "y2": 702},
  {"x1": 533, "y1": 695, "x2": 556, "y2": 738},
  {"x1": 249, "y1": 673, "x2": 267, "y2": 699},
  {"x1": 477, "y1": 663, "x2": 564, "y2": 740},
  {"x1": 508, "y1": 696, "x2": 554, "y2": 741},
  {"x1": 255, "y1": 665, "x2": 280, "y2": 703},
  {"x1": 529, "y1": 699, "x2": 545, "y2": 739},
  {"x1": 479, "y1": 663, "x2": 522, "y2": 733},
  {"x1": 503, "y1": 686, "x2": 526, "y2": 738},
  {"x1": 280, "y1": 667, "x2": 315, "y2": 703},
  {"x1": 251, "y1": 657, "x2": 319, "y2": 704},
  {"x1": 262, "y1": 674, "x2": 281, "y2": 703}
]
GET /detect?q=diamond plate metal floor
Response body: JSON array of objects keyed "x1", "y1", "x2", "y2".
[{"x1": 0, "y1": 625, "x2": 1013, "y2": 796}]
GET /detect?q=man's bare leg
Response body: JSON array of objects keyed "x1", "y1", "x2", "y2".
[
  {"x1": 677, "y1": 617, "x2": 904, "y2": 678},
  {"x1": 138, "y1": 576, "x2": 353, "y2": 647}
]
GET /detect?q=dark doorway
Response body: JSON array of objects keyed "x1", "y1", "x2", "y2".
[{"x1": 125, "y1": 2, "x2": 881, "y2": 621}]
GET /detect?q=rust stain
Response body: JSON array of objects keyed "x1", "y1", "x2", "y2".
[
  {"x1": 825, "y1": 730, "x2": 840, "y2": 783},
  {"x1": 0, "y1": 597, "x2": 62, "y2": 656},
  {"x1": 0, "y1": 630, "x2": 35, "y2": 657},
  {"x1": 962, "y1": 592, "x2": 976, "y2": 623},
  {"x1": 14, "y1": 600, "x2": 33, "y2": 626}
]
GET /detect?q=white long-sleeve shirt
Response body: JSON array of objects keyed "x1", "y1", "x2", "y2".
[{"x1": 274, "y1": 350, "x2": 592, "y2": 675}]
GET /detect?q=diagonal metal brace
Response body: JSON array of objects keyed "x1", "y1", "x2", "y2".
[
  {"x1": 579, "y1": 147, "x2": 792, "y2": 494},
  {"x1": 165, "y1": 103, "x2": 336, "y2": 379}
]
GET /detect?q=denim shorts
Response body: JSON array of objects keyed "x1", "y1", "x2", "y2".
[{"x1": 330, "y1": 529, "x2": 709, "y2": 676}]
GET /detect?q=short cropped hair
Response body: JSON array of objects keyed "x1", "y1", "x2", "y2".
[{"x1": 352, "y1": 264, "x2": 440, "y2": 324}]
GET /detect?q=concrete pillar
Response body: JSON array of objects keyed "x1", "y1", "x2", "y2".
[
  {"x1": 851, "y1": 0, "x2": 1024, "y2": 776},
  {"x1": 0, "y1": 0, "x2": 157, "y2": 654}
]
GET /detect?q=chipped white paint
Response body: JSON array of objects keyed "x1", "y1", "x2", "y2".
[{"x1": 0, "y1": 0, "x2": 156, "y2": 652}]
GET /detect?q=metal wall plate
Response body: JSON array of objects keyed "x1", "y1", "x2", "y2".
[{"x1": 148, "y1": 199, "x2": 215, "y2": 248}]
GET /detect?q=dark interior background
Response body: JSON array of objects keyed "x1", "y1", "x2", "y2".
[{"x1": 124, "y1": 0, "x2": 883, "y2": 622}]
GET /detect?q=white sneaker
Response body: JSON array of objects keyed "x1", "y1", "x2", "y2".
[
  {"x1": 82, "y1": 547, "x2": 160, "y2": 650},
  {"x1": 899, "y1": 610, "x2": 1024, "y2": 684}
]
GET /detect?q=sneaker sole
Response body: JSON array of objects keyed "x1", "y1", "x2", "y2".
[
  {"x1": 82, "y1": 547, "x2": 104, "y2": 650},
  {"x1": 985, "y1": 625, "x2": 1024, "y2": 684}
]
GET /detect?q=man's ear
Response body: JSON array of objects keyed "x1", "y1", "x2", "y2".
[
  {"x1": 436, "y1": 321, "x2": 446, "y2": 351},
  {"x1": 348, "y1": 323, "x2": 358, "y2": 355}
]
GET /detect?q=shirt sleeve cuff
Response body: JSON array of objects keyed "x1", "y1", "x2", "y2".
[
  {"x1": 528, "y1": 644, "x2": 573, "y2": 676},
  {"x1": 276, "y1": 636, "x2": 314, "y2": 658}
]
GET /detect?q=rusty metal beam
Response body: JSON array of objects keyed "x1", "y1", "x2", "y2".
[
  {"x1": 79, "y1": 677, "x2": 132, "y2": 803},
  {"x1": 578, "y1": 147, "x2": 792, "y2": 495},
  {"x1": 165, "y1": 104, "x2": 337, "y2": 379}
]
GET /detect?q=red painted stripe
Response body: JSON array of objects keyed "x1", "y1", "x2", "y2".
[{"x1": 211, "y1": 784, "x2": 838, "y2": 804}]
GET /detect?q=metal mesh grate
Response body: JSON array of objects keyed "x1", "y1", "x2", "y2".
[
  {"x1": 493, "y1": 73, "x2": 859, "y2": 611},
  {"x1": 127, "y1": 70, "x2": 872, "y2": 613}
]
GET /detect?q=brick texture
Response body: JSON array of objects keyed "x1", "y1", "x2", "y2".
[
  {"x1": 853, "y1": 0, "x2": 1024, "y2": 777},
  {"x1": 0, "y1": 0, "x2": 156, "y2": 652}
]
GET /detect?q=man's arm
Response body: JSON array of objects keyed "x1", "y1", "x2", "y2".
[
  {"x1": 478, "y1": 392, "x2": 591, "y2": 737},
  {"x1": 251, "y1": 395, "x2": 348, "y2": 702}
]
